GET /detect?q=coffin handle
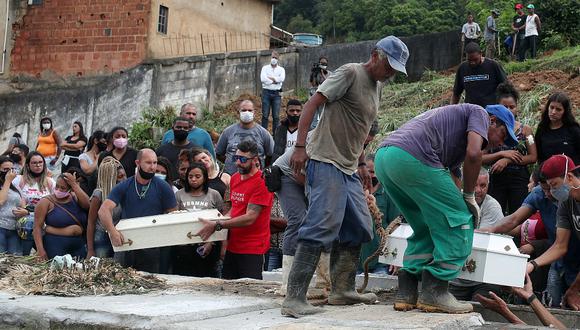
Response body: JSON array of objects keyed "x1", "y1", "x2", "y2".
[
  {"x1": 187, "y1": 231, "x2": 196, "y2": 239},
  {"x1": 121, "y1": 239, "x2": 133, "y2": 246}
]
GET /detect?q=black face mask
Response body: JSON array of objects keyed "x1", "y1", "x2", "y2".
[
  {"x1": 372, "y1": 177, "x2": 379, "y2": 187},
  {"x1": 138, "y1": 167, "x2": 155, "y2": 180},
  {"x1": 288, "y1": 115, "x2": 300, "y2": 125},
  {"x1": 174, "y1": 129, "x2": 189, "y2": 142},
  {"x1": 9, "y1": 153, "x2": 21, "y2": 163},
  {"x1": 97, "y1": 142, "x2": 107, "y2": 152},
  {"x1": 0, "y1": 171, "x2": 6, "y2": 181}
]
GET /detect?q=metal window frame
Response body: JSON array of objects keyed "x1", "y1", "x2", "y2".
[{"x1": 157, "y1": 5, "x2": 168, "y2": 34}]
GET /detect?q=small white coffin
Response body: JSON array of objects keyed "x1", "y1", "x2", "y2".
[
  {"x1": 112, "y1": 209, "x2": 229, "y2": 252},
  {"x1": 378, "y1": 223, "x2": 529, "y2": 287}
]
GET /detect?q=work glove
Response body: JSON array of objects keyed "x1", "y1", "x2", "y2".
[{"x1": 463, "y1": 192, "x2": 481, "y2": 229}]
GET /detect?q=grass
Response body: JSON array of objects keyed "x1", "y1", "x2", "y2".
[{"x1": 501, "y1": 46, "x2": 580, "y2": 75}]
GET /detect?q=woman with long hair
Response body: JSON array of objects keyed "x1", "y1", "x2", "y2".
[
  {"x1": 535, "y1": 91, "x2": 580, "y2": 164},
  {"x1": 61, "y1": 121, "x2": 88, "y2": 173},
  {"x1": 86, "y1": 157, "x2": 126, "y2": 258},
  {"x1": 156, "y1": 156, "x2": 178, "y2": 192},
  {"x1": 98, "y1": 127, "x2": 138, "y2": 177},
  {"x1": 33, "y1": 172, "x2": 90, "y2": 260},
  {"x1": 172, "y1": 163, "x2": 224, "y2": 277},
  {"x1": 483, "y1": 83, "x2": 538, "y2": 214},
  {"x1": 35, "y1": 117, "x2": 62, "y2": 172},
  {"x1": 191, "y1": 148, "x2": 230, "y2": 199},
  {"x1": 0, "y1": 156, "x2": 26, "y2": 254}
]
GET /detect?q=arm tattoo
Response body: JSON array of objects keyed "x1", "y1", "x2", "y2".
[{"x1": 247, "y1": 204, "x2": 264, "y2": 214}]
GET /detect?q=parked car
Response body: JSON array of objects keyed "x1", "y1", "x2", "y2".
[{"x1": 291, "y1": 33, "x2": 323, "y2": 47}]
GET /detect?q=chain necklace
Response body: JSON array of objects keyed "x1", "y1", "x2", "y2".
[{"x1": 134, "y1": 177, "x2": 152, "y2": 199}]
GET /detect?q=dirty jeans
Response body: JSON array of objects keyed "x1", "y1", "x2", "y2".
[
  {"x1": 278, "y1": 174, "x2": 307, "y2": 256},
  {"x1": 297, "y1": 160, "x2": 373, "y2": 250}
]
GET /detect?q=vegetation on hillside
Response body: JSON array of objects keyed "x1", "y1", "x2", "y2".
[{"x1": 275, "y1": 0, "x2": 579, "y2": 46}]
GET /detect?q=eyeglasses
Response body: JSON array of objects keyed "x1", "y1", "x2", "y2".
[{"x1": 234, "y1": 155, "x2": 254, "y2": 163}]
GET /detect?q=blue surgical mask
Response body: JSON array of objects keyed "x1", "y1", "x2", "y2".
[{"x1": 551, "y1": 184, "x2": 570, "y2": 202}]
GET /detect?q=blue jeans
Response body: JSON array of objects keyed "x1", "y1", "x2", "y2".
[
  {"x1": 0, "y1": 228, "x2": 22, "y2": 255},
  {"x1": 22, "y1": 239, "x2": 35, "y2": 256},
  {"x1": 261, "y1": 89, "x2": 281, "y2": 132},
  {"x1": 43, "y1": 234, "x2": 86, "y2": 259},
  {"x1": 278, "y1": 174, "x2": 308, "y2": 256},
  {"x1": 266, "y1": 247, "x2": 282, "y2": 271},
  {"x1": 93, "y1": 229, "x2": 114, "y2": 258},
  {"x1": 298, "y1": 160, "x2": 373, "y2": 249}
]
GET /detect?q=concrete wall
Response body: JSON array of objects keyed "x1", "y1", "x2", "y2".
[
  {"x1": 0, "y1": 0, "x2": 23, "y2": 78},
  {"x1": 0, "y1": 30, "x2": 460, "y2": 150},
  {"x1": 147, "y1": 0, "x2": 273, "y2": 59}
]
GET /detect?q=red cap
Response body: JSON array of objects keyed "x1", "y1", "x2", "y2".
[
  {"x1": 541, "y1": 155, "x2": 579, "y2": 179},
  {"x1": 515, "y1": 3, "x2": 523, "y2": 9}
]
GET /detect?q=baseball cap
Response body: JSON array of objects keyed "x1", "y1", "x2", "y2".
[
  {"x1": 527, "y1": 4, "x2": 535, "y2": 9},
  {"x1": 485, "y1": 104, "x2": 518, "y2": 147},
  {"x1": 376, "y1": 36, "x2": 409, "y2": 75},
  {"x1": 492, "y1": 9, "x2": 500, "y2": 15},
  {"x1": 515, "y1": 3, "x2": 524, "y2": 9},
  {"x1": 541, "y1": 155, "x2": 579, "y2": 179}
]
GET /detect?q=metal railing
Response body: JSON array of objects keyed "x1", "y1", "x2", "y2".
[{"x1": 161, "y1": 31, "x2": 270, "y2": 58}]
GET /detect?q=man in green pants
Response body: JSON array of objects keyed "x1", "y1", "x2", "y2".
[{"x1": 375, "y1": 104, "x2": 518, "y2": 313}]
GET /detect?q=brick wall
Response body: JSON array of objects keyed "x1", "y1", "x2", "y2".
[{"x1": 11, "y1": 0, "x2": 151, "y2": 77}]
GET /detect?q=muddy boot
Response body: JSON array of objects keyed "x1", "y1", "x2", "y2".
[
  {"x1": 393, "y1": 270, "x2": 419, "y2": 311},
  {"x1": 327, "y1": 244, "x2": 378, "y2": 305},
  {"x1": 281, "y1": 242, "x2": 324, "y2": 318},
  {"x1": 278, "y1": 255, "x2": 293, "y2": 296},
  {"x1": 417, "y1": 270, "x2": 473, "y2": 314}
]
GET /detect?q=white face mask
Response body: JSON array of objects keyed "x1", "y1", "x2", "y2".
[
  {"x1": 271, "y1": 58, "x2": 278, "y2": 66},
  {"x1": 240, "y1": 111, "x2": 254, "y2": 123},
  {"x1": 42, "y1": 123, "x2": 51, "y2": 130}
]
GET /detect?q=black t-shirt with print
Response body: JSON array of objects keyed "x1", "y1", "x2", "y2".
[{"x1": 453, "y1": 58, "x2": 507, "y2": 108}]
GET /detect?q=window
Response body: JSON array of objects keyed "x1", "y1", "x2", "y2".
[
  {"x1": 158, "y1": 5, "x2": 168, "y2": 34},
  {"x1": 28, "y1": 0, "x2": 42, "y2": 4}
]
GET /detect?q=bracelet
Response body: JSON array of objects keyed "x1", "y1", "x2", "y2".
[
  {"x1": 526, "y1": 293, "x2": 537, "y2": 304},
  {"x1": 358, "y1": 162, "x2": 367, "y2": 167},
  {"x1": 530, "y1": 260, "x2": 539, "y2": 272},
  {"x1": 294, "y1": 145, "x2": 305, "y2": 148}
]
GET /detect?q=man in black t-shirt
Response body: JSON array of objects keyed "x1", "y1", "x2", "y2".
[
  {"x1": 452, "y1": 43, "x2": 507, "y2": 108},
  {"x1": 511, "y1": 4, "x2": 527, "y2": 61},
  {"x1": 155, "y1": 117, "x2": 199, "y2": 178}
]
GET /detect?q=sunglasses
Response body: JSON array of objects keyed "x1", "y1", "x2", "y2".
[{"x1": 234, "y1": 155, "x2": 255, "y2": 163}]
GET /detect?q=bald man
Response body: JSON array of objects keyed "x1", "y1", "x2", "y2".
[
  {"x1": 98, "y1": 148, "x2": 177, "y2": 273},
  {"x1": 216, "y1": 100, "x2": 274, "y2": 175}
]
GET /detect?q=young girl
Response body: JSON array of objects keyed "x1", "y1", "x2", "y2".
[
  {"x1": 173, "y1": 163, "x2": 224, "y2": 277},
  {"x1": 61, "y1": 121, "x2": 88, "y2": 173}
]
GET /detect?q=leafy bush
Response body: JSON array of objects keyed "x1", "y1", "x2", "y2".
[
  {"x1": 542, "y1": 33, "x2": 570, "y2": 51},
  {"x1": 128, "y1": 106, "x2": 177, "y2": 150}
]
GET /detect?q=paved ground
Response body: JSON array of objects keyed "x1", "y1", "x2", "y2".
[{"x1": 0, "y1": 274, "x2": 487, "y2": 329}]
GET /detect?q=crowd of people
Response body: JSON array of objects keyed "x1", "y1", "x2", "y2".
[
  {"x1": 0, "y1": 31, "x2": 577, "y2": 325},
  {"x1": 460, "y1": 2, "x2": 541, "y2": 60}
]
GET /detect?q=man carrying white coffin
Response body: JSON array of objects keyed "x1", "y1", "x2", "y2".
[
  {"x1": 449, "y1": 168, "x2": 502, "y2": 301},
  {"x1": 197, "y1": 140, "x2": 274, "y2": 280},
  {"x1": 98, "y1": 148, "x2": 177, "y2": 273}
]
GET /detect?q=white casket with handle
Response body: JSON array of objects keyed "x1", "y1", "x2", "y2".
[
  {"x1": 378, "y1": 223, "x2": 529, "y2": 287},
  {"x1": 112, "y1": 209, "x2": 229, "y2": 252}
]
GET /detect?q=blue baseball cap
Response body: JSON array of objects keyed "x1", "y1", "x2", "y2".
[
  {"x1": 485, "y1": 104, "x2": 518, "y2": 147},
  {"x1": 376, "y1": 36, "x2": 409, "y2": 75}
]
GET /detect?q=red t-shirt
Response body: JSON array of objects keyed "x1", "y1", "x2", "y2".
[{"x1": 227, "y1": 170, "x2": 273, "y2": 254}]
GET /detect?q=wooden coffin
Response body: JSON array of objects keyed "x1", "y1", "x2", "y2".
[
  {"x1": 112, "y1": 209, "x2": 229, "y2": 252},
  {"x1": 378, "y1": 223, "x2": 529, "y2": 287}
]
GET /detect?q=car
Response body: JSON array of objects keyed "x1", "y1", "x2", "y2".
[{"x1": 291, "y1": 33, "x2": 323, "y2": 47}]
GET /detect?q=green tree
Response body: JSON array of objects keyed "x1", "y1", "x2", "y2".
[{"x1": 286, "y1": 14, "x2": 316, "y2": 33}]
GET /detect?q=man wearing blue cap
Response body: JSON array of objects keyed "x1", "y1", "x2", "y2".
[
  {"x1": 375, "y1": 103, "x2": 517, "y2": 314},
  {"x1": 281, "y1": 36, "x2": 409, "y2": 318}
]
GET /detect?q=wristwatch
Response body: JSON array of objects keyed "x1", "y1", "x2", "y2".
[
  {"x1": 526, "y1": 293, "x2": 537, "y2": 304},
  {"x1": 214, "y1": 220, "x2": 223, "y2": 232}
]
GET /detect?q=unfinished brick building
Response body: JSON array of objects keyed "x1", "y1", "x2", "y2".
[{"x1": 4, "y1": 0, "x2": 276, "y2": 78}]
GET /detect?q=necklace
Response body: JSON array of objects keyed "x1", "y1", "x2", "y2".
[{"x1": 134, "y1": 177, "x2": 152, "y2": 199}]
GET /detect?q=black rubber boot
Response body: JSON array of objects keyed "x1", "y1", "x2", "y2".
[
  {"x1": 281, "y1": 242, "x2": 324, "y2": 318},
  {"x1": 394, "y1": 270, "x2": 419, "y2": 311},
  {"x1": 417, "y1": 270, "x2": 473, "y2": 313},
  {"x1": 327, "y1": 244, "x2": 378, "y2": 305}
]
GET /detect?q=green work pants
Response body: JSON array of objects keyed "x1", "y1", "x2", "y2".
[{"x1": 375, "y1": 146, "x2": 473, "y2": 281}]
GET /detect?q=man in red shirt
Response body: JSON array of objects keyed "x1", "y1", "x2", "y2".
[{"x1": 197, "y1": 140, "x2": 273, "y2": 279}]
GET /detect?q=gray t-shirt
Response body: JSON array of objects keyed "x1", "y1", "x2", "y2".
[
  {"x1": 216, "y1": 123, "x2": 274, "y2": 175},
  {"x1": 175, "y1": 188, "x2": 224, "y2": 213},
  {"x1": 274, "y1": 132, "x2": 314, "y2": 179},
  {"x1": 307, "y1": 63, "x2": 378, "y2": 175},
  {"x1": 484, "y1": 16, "x2": 496, "y2": 40},
  {"x1": 0, "y1": 188, "x2": 22, "y2": 230},
  {"x1": 557, "y1": 196, "x2": 580, "y2": 241},
  {"x1": 380, "y1": 104, "x2": 489, "y2": 177},
  {"x1": 91, "y1": 189, "x2": 122, "y2": 231}
]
